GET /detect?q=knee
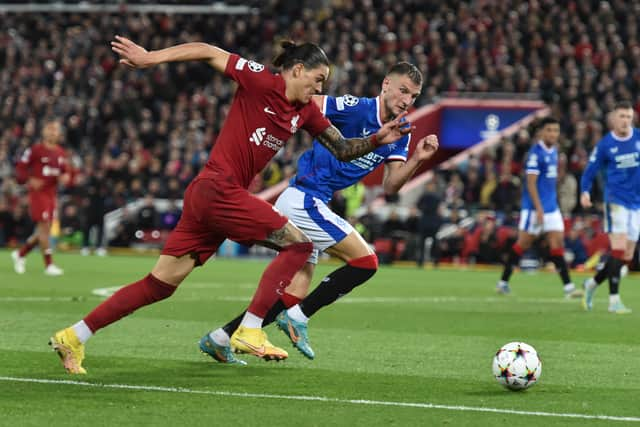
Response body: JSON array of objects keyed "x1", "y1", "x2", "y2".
[
  {"x1": 284, "y1": 241, "x2": 314, "y2": 255},
  {"x1": 348, "y1": 253, "x2": 379, "y2": 272}
]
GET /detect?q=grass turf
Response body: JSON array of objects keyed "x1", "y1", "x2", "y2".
[{"x1": 0, "y1": 250, "x2": 638, "y2": 426}]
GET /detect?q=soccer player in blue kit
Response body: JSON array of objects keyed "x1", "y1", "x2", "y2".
[
  {"x1": 581, "y1": 101, "x2": 640, "y2": 314},
  {"x1": 497, "y1": 117, "x2": 582, "y2": 298},
  {"x1": 199, "y1": 62, "x2": 439, "y2": 363}
]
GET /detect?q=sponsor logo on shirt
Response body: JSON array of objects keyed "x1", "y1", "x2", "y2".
[
  {"x1": 249, "y1": 127, "x2": 284, "y2": 151},
  {"x1": 249, "y1": 127, "x2": 266, "y2": 146},
  {"x1": 614, "y1": 152, "x2": 640, "y2": 169}
]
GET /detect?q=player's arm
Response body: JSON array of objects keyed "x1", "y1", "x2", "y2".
[
  {"x1": 526, "y1": 172, "x2": 544, "y2": 222},
  {"x1": 580, "y1": 142, "x2": 604, "y2": 208},
  {"x1": 15, "y1": 148, "x2": 30, "y2": 185},
  {"x1": 382, "y1": 135, "x2": 439, "y2": 195},
  {"x1": 111, "y1": 36, "x2": 230, "y2": 73},
  {"x1": 316, "y1": 112, "x2": 413, "y2": 162}
]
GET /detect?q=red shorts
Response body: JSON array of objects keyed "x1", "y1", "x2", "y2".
[
  {"x1": 162, "y1": 178, "x2": 288, "y2": 266},
  {"x1": 28, "y1": 192, "x2": 56, "y2": 223}
]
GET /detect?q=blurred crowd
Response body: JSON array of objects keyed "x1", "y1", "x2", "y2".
[{"x1": 1, "y1": 1, "x2": 639, "y2": 259}]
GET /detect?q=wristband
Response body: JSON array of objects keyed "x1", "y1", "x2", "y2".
[{"x1": 371, "y1": 133, "x2": 380, "y2": 146}]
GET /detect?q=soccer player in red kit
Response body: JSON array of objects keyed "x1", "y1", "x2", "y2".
[
  {"x1": 50, "y1": 36, "x2": 413, "y2": 374},
  {"x1": 12, "y1": 120, "x2": 67, "y2": 276}
]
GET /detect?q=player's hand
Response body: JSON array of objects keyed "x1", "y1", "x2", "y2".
[
  {"x1": 580, "y1": 192, "x2": 592, "y2": 208},
  {"x1": 28, "y1": 177, "x2": 43, "y2": 190},
  {"x1": 535, "y1": 209, "x2": 544, "y2": 226},
  {"x1": 60, "y1": 173, "x2": 71, "y2": 186},
  {"x1": 111, "y1": 35, "x2": 154, "y2": 68},
  {"x1": 375, "y1": 111, "x2": 414, "y2": 145},
  {"x1": 413, "y1": 134, "x2": 439, "y2": 161}
]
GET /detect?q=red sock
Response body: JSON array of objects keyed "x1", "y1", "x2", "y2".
[
  {"x1": 19, "y1": 240, "x2": 38, "y2": 257},
  {"x1": 84, "y1": 274, "x2": 176, "y2": 333},
  {"x1": 281, "y1": 291, "x2": 302, "y2": 308},
  {"x1": 43, "y1": 249, "x2": 52, "y2": 267},
  {"x1": 247, "y1": 242, "x2": 313, "y2": 317}
]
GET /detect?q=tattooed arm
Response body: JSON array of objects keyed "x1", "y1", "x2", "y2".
[
  {"x1": 316, "y1": 125, "x2": 380, "y2": 162},
  {"x1": 316, "y1": 111, "x2": 413, "y2": 162}
]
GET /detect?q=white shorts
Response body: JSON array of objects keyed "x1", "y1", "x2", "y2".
[
  {"x1": 604, "y1": 203, "x2": 640, "y2": 241},
  {"x1": 518, "y1": 209, "x2": 564, "y2": 235},
  {"x1": 275, "y1": 186, "x2": 354, "y2": 264}
]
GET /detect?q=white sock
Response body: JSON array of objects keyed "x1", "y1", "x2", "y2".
[
  {"x1": 497, "y1": 280, "x2": 508, "y2": 287},
  {"x1": 563, "y1": 283, "x2": 576, "y2": 293},
  {"x1": 240, "y1": 311, "x2": 263, "y2": 329},
  {"x1": 609, "y1": 294, "x2": 621, "y2": 305},
  {"x1": 584, "y1": 278, "x2": 597, "y2": 290},
  {"x1": 209, "y1": 328, "x2": 230, "y2": 346},
  {"x1": 287, "y1": 304, "x2": 309, "y2": 323},
  {"x1": 72, "y1": 320, "x2": 93, "y2": 344}
]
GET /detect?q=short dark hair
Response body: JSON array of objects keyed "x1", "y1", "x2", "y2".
[
  {"x1": 272, "y1": 40, "x2": 329, "y2": 71},
  {"x1": 537, "y1": 116, "x2": 560, "y2": 130},
  {"x1": 387, "y1": 62, "x2": 423, "y2": 87},
  {"x1": 614, "y1": 100, "x2": 633, "y2": 110}
]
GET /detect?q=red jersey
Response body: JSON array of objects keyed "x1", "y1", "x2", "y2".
[
  {"x1": 199, "y1": 54, "x2": 331, "y2": 188},
  {"x1": 15, "y1": 143, "x2": 67, "y2": 196}
]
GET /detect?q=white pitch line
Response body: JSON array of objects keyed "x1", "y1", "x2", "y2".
[
  {"x1": 1, "y1": 376, "x2": 638, "y2": 423},
  {"x1": 0, "y1": 295, "x2": 575, "y2": 304}
]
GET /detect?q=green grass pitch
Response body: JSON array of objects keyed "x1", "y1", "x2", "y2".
[{"x1": 0, "y1": 250, "x2": 639, "y2": 426}]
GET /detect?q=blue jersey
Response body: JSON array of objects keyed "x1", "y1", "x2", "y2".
[
  {"x1": 521, "y1": 141, "x2": 559, "y2": 212},
  {"x1": 580, "y1": 128, "x2": 640, "y2": 209},
  {"x1": 291, "y1": 95, "x2": 410, "y2": 203}
]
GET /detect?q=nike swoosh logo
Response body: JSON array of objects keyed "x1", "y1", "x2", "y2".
[
  {"x1": 234, "y1": 338, "x2": 266, "y2": 356},
  {"x1": 287, "y1": 323, "x2": 300, "y2": 343},
  {"x1": 264, "y1": 107, "x2": 276, "y2": 115}
]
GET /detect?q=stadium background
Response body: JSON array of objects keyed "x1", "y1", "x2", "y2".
[{"x1": 1, "y1": 0, "x2": 639, "y2": 267}]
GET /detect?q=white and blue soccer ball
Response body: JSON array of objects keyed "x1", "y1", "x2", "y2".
[{"x1": 492, "y1": 342, "x2": 542, "y2": 391}]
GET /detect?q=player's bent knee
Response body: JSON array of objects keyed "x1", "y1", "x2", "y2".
[
  {"x1": 348, "y1": 253, "x2": 379, "y2": 271},
  {"x1": 283, "y1": 241, "x2": 314, "y2": 255}
]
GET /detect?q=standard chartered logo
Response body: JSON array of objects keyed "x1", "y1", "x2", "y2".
[
  {"x1": 249, "y1": 127, "x2": 284, "y2": 151},
  {"x1": 249, "y1": 127, "x2": 266, "y2": 146}
]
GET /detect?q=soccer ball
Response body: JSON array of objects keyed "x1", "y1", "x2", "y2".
[{"x1": 492, "y1": 342, "x2": 542, "y2": 390}]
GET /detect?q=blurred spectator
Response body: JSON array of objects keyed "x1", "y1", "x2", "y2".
[
  {"x1": 565, "y1": 223, "x2": 588, "y2": 268},
  {"x1": 59, "y1": 204, "x2": 83, "y2": 247},
  {"x1": 160, "y1": 200, "x2": 182, "y2": 230},
  {"x1": 557, "y1": 153, "x2": 578, "y2": 216},
  {"x1": 342, "y1": 182, "x2": 366, "y2": 218},
  {"x1": 491, "y1": 172, "x2": 520, "y2": 214},
  {"x1": 473, "y1": 217, "x2": 499, "y2": 264},
  {"x1": 416, "y1": 179, "x2": 442, "y2": 266},
  {"x1": 137, "y1": 194, "x2": 157, "y2": 229}
]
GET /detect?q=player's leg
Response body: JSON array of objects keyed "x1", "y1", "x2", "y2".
[
  {"x1": 11, "y1": 195, "x2": 48, "y2": 273},
  {"x1": 546, "y1": 230, "x2": 580, "y2": 297},
  {"x1": 50, "y1": 254, "x2": 194, "y2": 374},
  {"x1": 11, "y1": 229, "x2": 38, "y2": 274},
  {"x1": 201, "y1": 263, "x2": 313, "y2": 365},
  {"x1": 50, "y1": 182, "x2": 209, "y2": 374},
  {"x1": 583, "y1": 204, "x2": 631, "y2": 312},
  {"x1": 544, "y1": 210, "x2": 581, "y2": 298},
  {"x1": 229, "y1": 220, "x2": 312, "y2": 360},
  {"x1": 276, "y1": 230, "x2": 377, "y2": 359},
  {"x1": 38, "y1": 219, "x2": 63, "y2": 275},
  {"x1": 497, "y1": 210, "x2": 536, "y2": 293}
]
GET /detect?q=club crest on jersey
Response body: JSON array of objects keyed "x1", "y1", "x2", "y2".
[
  {"x1": 290, "y1": 114, "x2": 300, "y2": 133},
  {"x1": 248, "y1": 60, "x2": 264, "y2": 72},
  {"x1": 343, "y1": 94, "x2": 359, "y2": 107}
]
